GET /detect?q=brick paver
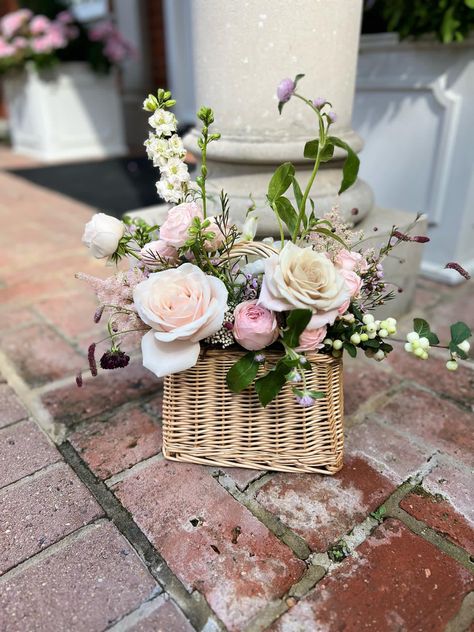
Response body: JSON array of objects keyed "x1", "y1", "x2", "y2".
[
  {"x1": 272, "y1": 520, "x2": 474, "y2": 632},
  {"x1": 0, "y1": 462, "x2": 103, "y2": 574},
  {"x1": 256, "y1": 456, "x2": 394, "y2": 551},
  {"x1": 0, "y1": 152, "x2": 473, "y2": 631},
  {"x1": 114, "y1": 459, "x2": 305, "y2": 630},
  {"x1": 0, "y1": 521, "x2": 157, "y2": 632}
]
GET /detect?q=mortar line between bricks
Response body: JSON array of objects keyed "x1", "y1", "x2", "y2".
[
  {"x1": 0, "y1": 519, "x2": 108, "y2": 581},
  {"x1": 57, "y1": 440, "x2": 227, "y2": 632},
  {"x1": 105, "y1": 453, "x2": 165, "y2": 488}
]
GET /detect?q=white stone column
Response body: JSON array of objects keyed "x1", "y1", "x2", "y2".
[{"x1": 183, "y1": 0, "x2": 374, "y2": 233}]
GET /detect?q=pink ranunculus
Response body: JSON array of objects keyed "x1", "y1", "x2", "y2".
[
  {"x1": 233, "y1": 300, "x2": 279, "y2": 351},
  {"x1": 340, "y1": 269, "x2": 363, "y2": 298},
  {"x1": 159, "y1": 202, "x2": 203, "y2": 248},
  {"x1": 140, "y1": 240, "x2": 179, "y2": 267},
  {"x1": 296, "y1": 320, "x2": 327, "y2": 352},
  {"x1": 335, "y1": 249, "x2": 366, "y2": 272},
  {"x1": 30, "y1": 15, "x2": 51, "y2": 35}
]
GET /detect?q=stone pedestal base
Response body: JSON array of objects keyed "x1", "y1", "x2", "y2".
[{"x1": 127, "y1": 205, "x2": 424, "y2": 318}]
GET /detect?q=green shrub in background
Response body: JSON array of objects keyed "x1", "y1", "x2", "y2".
[{"x1": 363, "y1": 0, "x2": 474, "y2": 43}]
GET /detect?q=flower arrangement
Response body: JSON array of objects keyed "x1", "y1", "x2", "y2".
[
  {"x1": 78, "y1": 76, "x2": 472, "y2": 410},
  {"x1": 0, "y1": 6, "x2": 133, "y2": 74}
]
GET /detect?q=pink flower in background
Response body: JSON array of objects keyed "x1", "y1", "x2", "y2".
[
  {"x1": 88, "y1": 21, "x2": 135, "y2": 64},
  {"x1": 12, "y1": 36, "x2": 28, "y2": 50},
  {"x1": 296, "y1": 322, "x2": 327, "y2": 352},
  {"x1": 0, "y1": 9, "x2": 32, "y2": 39},
  {"x1": 0, "y1": 37, "x2": 16, "y2": 58},
  {"x1": 56, "y1": 11, "x2": 74, "y2": 25},
  {"x1": 159, "y1": 202, "x2": 203, "y2": 248},
  {"x1": 233, "y1": 300, "x2": 279, "y2": 351},
  {"x1": 30, "y1": 15, "x2": 51, "y2": 35}
]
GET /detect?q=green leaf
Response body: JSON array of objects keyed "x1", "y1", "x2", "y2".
[
  {"x1": 362, "y1": 339, "x2": 379, "y2": 349},
  {"x1": 465, "y1": 0, "x2": 474, "y2": 8},
  {"x1": 449, "y1": 342, "x2": 468, "y2": 360},
  {"x1": 413, "y1": 318, "x2": 439, "y2": 345},
  {"x1": 311, "y1": 227, "x2": 348, "y2": 248},
  {"x1": 328, "y1": 136, "x2": 360, "y2": 194},
  {"x1": 292, "y1": 177, "x2": 303, "y2": 212},
  {"x1": 304, "y1": 139, "x2": 319, "y2": 160},
  {"x1": 307, "y1": 390, "x2": 325, "y2": 399},
  {"x1": 255, "y1": 369, "x2": 287, "y2": 407},
  {"x1": 274, "y1": 196, "x2": 298, "y2": 236},
  {"x1": 294, "y1": 73, "x2": 305, "y2": 86},
  {"x1": 268, "y1": 162, "x2": 295, "y2": 202},
  {"x1": 450, "y1": 321, "x2": 471, "y2": 345},
  {"x1": 226, "y1": 352, "x2": 259, "y2": 393},
  {"x1": 283, "y1": 309, "x2": 313, "y2": 348},
  {"x1": 320, "y1": 143, "x2": 335, "y2": 163},
  {"x1": 343, "y1": 342, "x2": 357, "y2": 358}
]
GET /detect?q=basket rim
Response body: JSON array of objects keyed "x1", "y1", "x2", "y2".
[{"x1": 198, "y1": 346, "x2": 341, "y2": 365}]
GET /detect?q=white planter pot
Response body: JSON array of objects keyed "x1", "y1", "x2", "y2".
[
  {"x1": 3, "y1": 62, "x2": 127, "y2": 162},
  {"x1": 353, "y1": 34, "x2": 474, "y2": 283}
]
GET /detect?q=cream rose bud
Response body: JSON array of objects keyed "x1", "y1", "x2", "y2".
[
  {"x1": 159, "y1": 202, "x2": 203, "y2": 248},
  {"x1": 133, "y1": 263, "x2": 228, "y2": 377},
  {"x1": 82, "y1": 213, "x2": 125, "y2": 259},
  {"x1": 296, "y1": 321, "x2": 327, "y2": 352},
  {"x1": 140, "y1": 240, "x2": 179, "y2": 267},
  {"x1": 335, "y1": 249, "x2": 368, "y2": 273},
  {"x1": 339, "y1": 269, "x2": 363, "y2": 298},
  {"x1": 233, "y1": 300, "x2": 279, "y2": 351},
  {"x1": 259, "y1": 242, "x2": 350, "y2": 328}
]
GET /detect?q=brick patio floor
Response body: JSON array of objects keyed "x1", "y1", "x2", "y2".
[{"x1": 0, "y1": 148, "x2": 473, "y2": 631}]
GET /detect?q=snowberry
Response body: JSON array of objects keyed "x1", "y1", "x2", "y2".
[
  {"x1": 446, "y1": 360, "x2": 458, "y2": 371},
  {"x1": 333, "y1": 339, "x2": 343, "y2": 350},
  {"x1": 360, "y1": 333, "x2": 369, "y2": 342},
  {"x1": 323, "y1": 338, "x2": 333, "y2": 347},
  {"x1": 418, "y1": 337, "x2": 430, "y2": 350},
  {"x1": 379, "y1": 328, "x2": 389, "y2": 338},
  {"x1": 362, "y1": 314, "x2": 374, "y2": 325},
  {"x1": 374, "y1": 350, "x2": 385, "y2": 361},
  {"x1": 366, "y1": 323, "x2": 376, "y2": 333},
  {"x1": 407, "y1": 332, "x2": 419, "y2": 344},
  {"x1": 350, "y1": 333, "x2": 361, "y2": 345}
]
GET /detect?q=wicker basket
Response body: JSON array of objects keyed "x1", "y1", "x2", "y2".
[{"x1": 162, "y1": 349, "x2": 344, "y2": 474}]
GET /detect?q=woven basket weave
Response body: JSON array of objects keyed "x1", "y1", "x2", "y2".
[{"x1": 162, "y1": 349, "x2": 344, "y2": 475}]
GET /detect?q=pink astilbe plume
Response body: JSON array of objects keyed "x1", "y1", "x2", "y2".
[{"x1": 76, "y1": 268, "x2": 149, "y2": 347}]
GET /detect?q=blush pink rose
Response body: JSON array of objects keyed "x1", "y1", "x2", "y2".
[
  {"x1": 204, "y1": 218, "x2": 225, "y2": 252},
  {"x1": 335, "y1": 249, "x2": 368, "y2": 273},
  {"x1": 296, "y1": 321, "x2": 327, "y2": 352},
  {"x1": 340, "y1": 269, "x2": 363, "y2": 298},
  {"x1": 140, "y1": 240, "x2": 178, "y2": 267},
  {"x1": 338, "y1": 298, "x2": 351, "y2": 315},
  {"x1": 233, "y1": 300, "x2": 279, "y2": 351},
  {"x1": 159, "y1": 202, "x2": 203, "y2": 248}
]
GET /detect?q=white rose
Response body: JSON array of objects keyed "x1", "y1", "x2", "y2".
[
  {"x1": 133, "y1": 263, "x2": 228, "y2": 377},
  {"x1": 82, "y1": 213, "x2": 125, "y2": 259},
  {"x1": 259, "y1": 242, "x2": 350, "y2": 328}
]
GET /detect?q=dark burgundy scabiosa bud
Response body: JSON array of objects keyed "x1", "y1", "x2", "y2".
[
  {"x1": 393, "y1": 230, "x2": 430, "y2": 243},
  {"x1": 412, "y1": 235, "x2": 430, "y2": 243},
  {"x1": 445, "y1": 262, "x2": 471, "y2": 280},
  {"x1": 93, "y1": 305, "x2": 105, "y2": 323},
  {"x1": 75, "y1": 372, "x2": 83, "y2": 388},
  {"x1": 88, "y1": 343, "x2": 98, "y2": 377},
  {"x1": 392, "y1": 230, "x2": 410, "y2": 241},
  {"x1": 100, "y1": 350, "x2": 130, "y2": 370}
]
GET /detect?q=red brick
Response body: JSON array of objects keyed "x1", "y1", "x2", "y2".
[
  {"x1": 343, "y1": 356, "x2": 397, "y2": 416},
  {"x1": 426, "y1": 281, "x2": 474, "y2": 341},
  {"x1": 386, "y1": 351, "x2": 474, "y2": 406},
  {"x1": 272, "y1": 520, "x2": 474, "y2": 632},
  {"x1": 401, "y1": 491, "x2": 474, "y2": 554},
  {"x1": 0, "y1": 385, "x2": 28, "y2": 429},
  {"x1": 0, "y1": 462, "x2": 103, "y2": 574},
  {"x1": 41, "y1": 360, "x2": 161, "y2": 426},
  {"x1": 218, "y1": 467, "x2": 265, "y2": 491},
  {"x1": 69, "y1": 407, "x2": 162, "y2": 480},
  {"x1": 422, "y1": 460, "x2": 473, "y2": 524},
  {"x1": 0, "y1": 421, "x2": 61, "y2": 488},
  {"x1": 0, "y1": 307, "x2": 39, "y2": 332},
  {"x1": 256, "y1": 456, "x2": 394, "y2": 552},
  {"x1": 35, "y1": 292, "x2": 104, "y2": 339},
  {"x1": 0, "y1": 323, "x2": 84, "y2": 387},
  {"x1": 0, "y1": 521, "x2": 157, "y2": 632},
  {"x1": 413, "y1": 278, "x2": 445, "y2": 310},
  {"x1": 376, "y1": 387, "x2": 474, "y2": 467},
  {"x1": 346, "y1": 419, "x2": 433, "y2": 484},
  {"x1": 124, "y1": 596, "x2": 194, "y2": 632},
  {"x1": 114, "y1": 460, "x2": 305, "y2": 631}
]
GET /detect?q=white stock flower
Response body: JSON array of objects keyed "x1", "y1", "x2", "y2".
[
  {"x1": 82, "y1": 213, "x2": 125, "y2": 259},
  {"x1": 167, "y1": 133, "x2": 186, "y2": 158},
  {"x1": 148, "y1": 109, "x2": 177, "y2": 136},
  {"x1": 133, "y1": 263, "x2": 228, "y2": 376},
  {"x1": 156, "y1": 177, "x2": 185, "y2": 204},
  {"x1": 161, "y1": 156, "x2": 190, "y2": 182},
  {"x1": 144, "y1": 133, "x2": 169, "y2": 167}
]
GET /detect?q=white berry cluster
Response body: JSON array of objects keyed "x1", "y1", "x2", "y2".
[
  {"x1": 143, "y1": 106, "x2": 190, "y2": 204},
  {"x1": 404, "y1": 331, "x2": 430, "y2": 360},
  {"x1": 362, "y1": 314, "x2": 397, "y2": 339},
  {"x1": 446, "y1": 339, "x2": 470, "y2": 371}
]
